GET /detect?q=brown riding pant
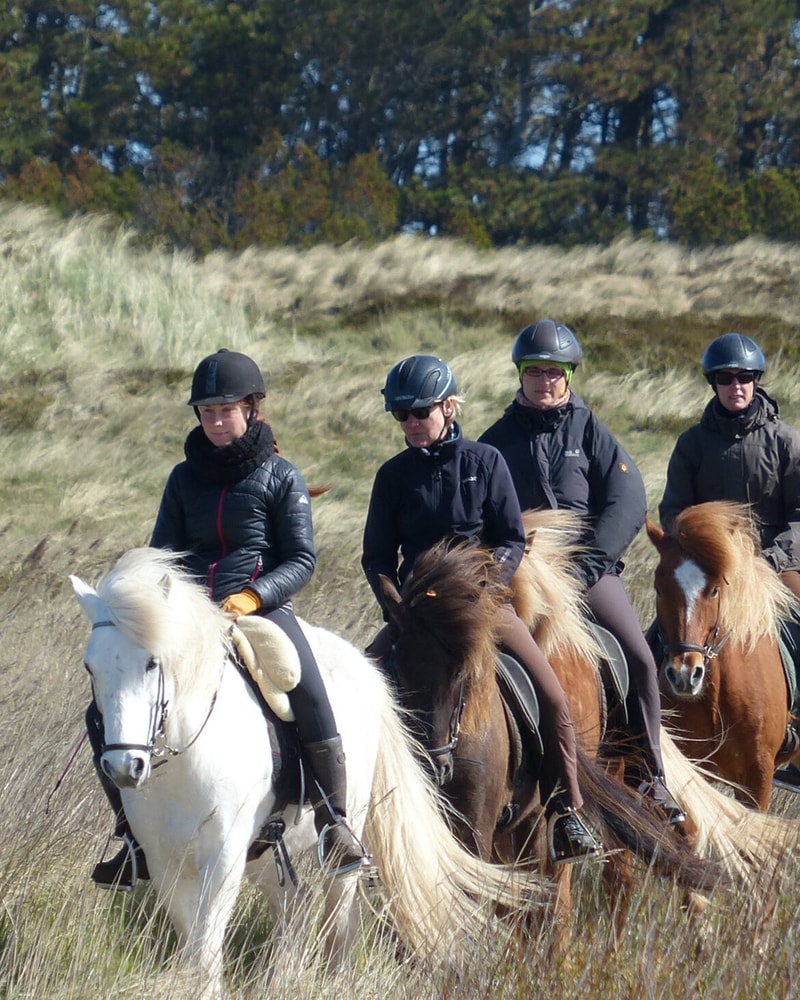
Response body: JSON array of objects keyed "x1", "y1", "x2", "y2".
[{"x1": 496, "y1": 604, "x2": 582, "y2": 812}]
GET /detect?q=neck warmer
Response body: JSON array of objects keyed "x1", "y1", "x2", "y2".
[{"x1": 184, "y1": 420, "x2": 276, "y2": 484}]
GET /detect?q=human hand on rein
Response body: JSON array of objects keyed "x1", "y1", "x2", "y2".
[{"x1": 221, "y1": 589, "x2": 261, "y2": 618}]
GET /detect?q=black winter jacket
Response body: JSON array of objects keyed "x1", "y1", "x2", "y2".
[
  {"x1": 361, "y1": 423, "x2": 526, "y2": 614},
  {"x1": 151, "y1": 421, "x2": 315, "y2": 608},
  {"x1": 479, "y1": 394, "x2": 647, "y2": 589},
  {"x1": 659, "y1": 388, "x2": 800, "y2": 572}
]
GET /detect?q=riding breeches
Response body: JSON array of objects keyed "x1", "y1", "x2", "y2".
[
  {"x1": 496, "y1": 604, "x2": 582, "y2": 812},
  {"x1": 585, "y1": 573, "x2": 665, "y2": 782},
  {"x1": 260, "y1": 605, "x2": 338, "y2": 743}
]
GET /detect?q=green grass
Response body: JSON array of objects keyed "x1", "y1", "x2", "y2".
[{"x1": 2, "y1": 201, "x2": 800, "y2": 997}]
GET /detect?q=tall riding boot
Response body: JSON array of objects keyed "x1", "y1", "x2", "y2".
[{"x1": 302, "y1": 735, "x2": 370, "y2": 875}]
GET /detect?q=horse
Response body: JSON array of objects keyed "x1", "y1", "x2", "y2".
[
  {"x1": 71, "y1": 548, "x2": 542, "y2": 999},
  {"x1": 378, "y1": 509, "x2": 800, "y2": 947},
  {"x1": 646, "y1": 500, "x2": 800, "y2": 810}
]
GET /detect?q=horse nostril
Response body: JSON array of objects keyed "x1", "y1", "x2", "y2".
[
  {"x1": 665, "y1": 666, "x2": 677, "y2": 687},
  {"x1": 131, "y1": 757, "x2": 145, "y2": 781}
]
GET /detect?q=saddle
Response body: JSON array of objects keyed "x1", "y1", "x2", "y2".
[{"x1": 229, "y1": 616, "x2": 301, "y2": 722}]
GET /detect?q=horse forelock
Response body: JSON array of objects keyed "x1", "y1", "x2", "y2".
[
  {"x1": 400, "y1": 541, "x2": 502, "y2": 693},
  {"x1": 667, "y1": 502, "x2": 794, "y2": 647},
  {"x1": 95, "y1": 548, "x2": 227, "y2": 682}
]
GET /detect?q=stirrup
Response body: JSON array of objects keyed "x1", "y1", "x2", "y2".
[
  {"x1": 317, "y1": 818, "x2": 372, "y2": 877},
  {"x1": 91, "y1": 832, "x2": 143, "y2": 892}
]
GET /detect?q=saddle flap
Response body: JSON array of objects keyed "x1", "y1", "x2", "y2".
[
  {"x1": 494, "y1": 652, "x2": 544, "y2": 758},
  {"x1": 588, "y1": 621, "x2": 629, "y2": 724}
]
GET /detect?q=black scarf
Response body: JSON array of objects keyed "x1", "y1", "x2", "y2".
[{"x1": 184, "y1": 421, "x2": 276, "y2": 484}]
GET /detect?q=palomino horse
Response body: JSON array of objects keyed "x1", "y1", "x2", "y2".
[
  {"x1": 71, "y1": 548, "x2": 540, "y2": 999},
  {"x1": 647, "y1": 500, "x2": 799, "y2": 810},
  {"x1": 379, "y1": 509, "x2": 800, "y2": 944}
]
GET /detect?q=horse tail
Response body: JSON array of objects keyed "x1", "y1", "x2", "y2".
[
  {"x1": 364, "y1": 686, "x2": 546, "y2": 961},
  {"x1": 661, "y1": 731, "x2": 800, "y2": 882},
  {"x1": 575, "y1": 748, "x2": 721, "y2": 892}
]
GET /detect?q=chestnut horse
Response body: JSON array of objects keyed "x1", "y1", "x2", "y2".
[
  {"x1": 379, "y1": 510, "x2": 741, "y2": 947},
  {"x1": 647, "y1": 500, "x2": 800, "y2": 810}
]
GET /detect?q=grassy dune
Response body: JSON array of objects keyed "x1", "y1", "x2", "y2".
[{"x1": 2, "y1": 202, "x2": 800, "y2": 997}]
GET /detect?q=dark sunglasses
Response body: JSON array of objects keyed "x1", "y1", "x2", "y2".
[
  {"x1": 715, "y1": 371, "x2": 757, "y2": 386},
  {"x1": 391, "y1": 404, "x2": 441, "y2": 422}
]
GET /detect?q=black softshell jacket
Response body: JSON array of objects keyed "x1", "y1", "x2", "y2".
[
  {"x1": 361, "y1": 424, "x2": 527, "y2": 613},
  {"x1": 659, "y1": 388, "x2": 800, "y2": 572},
  {"x1": 479, "y1": 394, "x2": 647, "y2": 589}
]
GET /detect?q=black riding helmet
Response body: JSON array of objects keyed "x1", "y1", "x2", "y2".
[
  {"x1": 188, "y1": 349, "x2": 266, "y2": 406},
  {"x1": 382, "y1": 355, "x2": 458, "y2": 411},
  {"x1": 701, "y1": 333, "x2": 765, "y2": 385},
  {"x1": 512, "y1": 319, "x2": 582, "y2": 369}
]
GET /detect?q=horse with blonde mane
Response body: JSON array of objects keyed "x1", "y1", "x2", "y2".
[
  {"x1": 71, "y1": 548, "x2": 541, "y2": 999},
  {"x1": 647, "y1": 500, "x2": 800, "y2": 810}
]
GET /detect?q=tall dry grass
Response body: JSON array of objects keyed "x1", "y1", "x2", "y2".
[{"x1": 2, "y1": 201, "x2": 800, "y2": 997}]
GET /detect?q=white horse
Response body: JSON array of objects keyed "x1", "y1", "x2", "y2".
[{"x1": 71, "y1": 548, "x2": 537, "y2": 999}]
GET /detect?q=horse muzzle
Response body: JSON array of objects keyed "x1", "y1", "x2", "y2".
[
  {"x1": 101, "y1": 749, "x2": 151, "y2": 789},
  {"x1": 663, "y1": 656, "x2": 706, "y2": 698}
]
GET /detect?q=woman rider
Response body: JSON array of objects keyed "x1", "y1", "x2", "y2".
[
  {"x1": 361, "y1": 354, "x2": 602, "y2": 864},
  {"x1": 88, "y1": 349, "x2": 368, "y2": 888},
  {"x1": 479, "y1": 320, "x2": 685, "y2": 825},
  {"x1": 660, "y1": 332, "x2": 800, "y2": 787}
]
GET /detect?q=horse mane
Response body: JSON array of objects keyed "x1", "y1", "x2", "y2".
[
  {"x1": 669, "y1": 501, "x2": 796, "y2": 649},
  {"x1": 94, "y1": 547, "x2": 230, "y2": 685},
  {"x1": 399, "y1": 541, "x2": 504, "y2": 727},
  {"x1": 511, "y1": 508, "x2": 602, "y2": 663}
]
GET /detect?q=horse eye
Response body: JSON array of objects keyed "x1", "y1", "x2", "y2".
[
  {"x1": 146, "y1": 656, "x2": 159, "y2": 672},
  {"x1": 709, "y1": 586, "x2": 720, "y2": 598}
]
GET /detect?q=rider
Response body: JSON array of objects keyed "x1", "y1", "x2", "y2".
[
  {"x1": 659, "y1": 332, "x2": 800, "y2": 787},
  {"x1": 89, "y1": 349, "x2": 368, "y2": 888},
  {"x1": 479, "y1": 320, "x2": 685, "y2": 825},
  {"x1": 362, "y1": 353, "x2": 602, "y2": 864}
]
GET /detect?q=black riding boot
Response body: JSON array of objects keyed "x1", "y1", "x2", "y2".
[
  {"x1": 86, "y1": 700, "x2": 149, "y2": 889},
  {"x1": 303, "y1": 735, "x2": 370, "y2": 875}
]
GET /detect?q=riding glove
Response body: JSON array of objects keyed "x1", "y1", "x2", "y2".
[{"x1": 221, "y1": 589, "x2": 261, "y2": 617}]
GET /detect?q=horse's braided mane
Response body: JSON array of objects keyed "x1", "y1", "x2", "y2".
[
  {"x1": 95, "y1": 548, "x2": 229, "y2": 674},
  {"x1": 669, "y1": 501, "x2": 796, "y2": 647}
]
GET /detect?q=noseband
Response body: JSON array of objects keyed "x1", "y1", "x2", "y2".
[
  {"x1": 661, "y1": 589, "x2": 731, "y2": 666},
  {"x1": 426, "y1": 675, "x2": 466, "y2": 786},
  {"x1": 92, "y1": 619, "x2": 223, "y2": 761}
]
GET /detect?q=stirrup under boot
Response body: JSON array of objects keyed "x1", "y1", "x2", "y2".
[
  {"x1": 547, "y1": 803, "x2": 603, "y2": 865},
  {"x1": 638, "y1": 775, "x2": 686, "y2": 826},
  {"x1": 92, "y1": 833, "x2": 149, "y2": 891}
]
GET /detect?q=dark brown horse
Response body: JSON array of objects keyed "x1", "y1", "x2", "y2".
[{"x1": 647, "y1": 500, "x2": 799, "y2": 810}]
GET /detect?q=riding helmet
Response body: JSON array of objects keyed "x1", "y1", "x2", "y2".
[
  {"x1": 512, "y1": 320, "x2": 582, "y2": 369},
  {"x1": 382, "y1": 355, "x2": 458, "y2": 411},
  {"x1": 701, "y1": 333, "x2": 765, "y2": 384},
  {"x1": 188, "y1": 349, "x2": 266, "y2": 406}
]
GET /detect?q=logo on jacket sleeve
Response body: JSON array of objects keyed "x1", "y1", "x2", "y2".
[{"x1": 618, "y1": 462, "x2": 629, "y2": 473}]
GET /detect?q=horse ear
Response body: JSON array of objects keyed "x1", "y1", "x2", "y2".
[
  {"x1": 378, "y1": 575, "x2": 403, "y2": 622},
  {"x1": 158, "y1": 573, "x2": 173, "y2": 597},
  {"x1": 70, "y1": 575, "x2": 108, "y2": 625},
  {"x1": 645, "y1": 515, "x2": 665, "y2": 547}
]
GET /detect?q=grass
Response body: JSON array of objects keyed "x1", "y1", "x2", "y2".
[{"x1": 2, "y1": 200, "x2": 800, "y2": 997}]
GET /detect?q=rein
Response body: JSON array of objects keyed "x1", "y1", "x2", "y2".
[{"x1": 93, "y1": 619, "x2": 225, "y2": 762}]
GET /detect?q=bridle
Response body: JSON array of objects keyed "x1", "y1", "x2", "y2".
[
  {"x1": 426, "y1": 674, "x2": 466, "y2": 786},
  {"x1": 92, "y1": 620, "x2": 224, "y2": 762},
  {"x1": 661, "y1": 588, "x2": 731, "y2": 667}
]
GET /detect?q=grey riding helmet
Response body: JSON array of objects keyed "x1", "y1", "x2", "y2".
[
  {"x1": 512, "y1": 319, "x2": 583, "y2": 371},
  {"x1": 701, "y1": 333, "x2": 765, "y2": 385},
  {"x1": 382, "y1": 355, "x2": 458, "y2": 411}
]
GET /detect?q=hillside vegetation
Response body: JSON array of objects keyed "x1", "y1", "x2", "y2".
[{"x1": 2, "y1": 202, "x2": 800, "y2": 998}]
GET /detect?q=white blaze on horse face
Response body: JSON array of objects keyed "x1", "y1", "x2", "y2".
[{"x1": 674, "y1": 558, "x2": 707, "y2": 623}]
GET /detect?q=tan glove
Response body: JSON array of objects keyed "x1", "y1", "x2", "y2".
[{"x1": 221, "y1": 589, "x2": 261, "y2": 618}]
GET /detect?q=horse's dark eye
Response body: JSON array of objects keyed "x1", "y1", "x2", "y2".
[{"x1": 146, "y1": 656, "x2": 159, "y2": 672}]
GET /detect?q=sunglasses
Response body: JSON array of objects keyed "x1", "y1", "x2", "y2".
[
  {"x1": 391, "y1": 404, "x2": 441, "y2": 422},
  {"x1": 715, "y1": 371, "x2": 757, "y2": 386}
]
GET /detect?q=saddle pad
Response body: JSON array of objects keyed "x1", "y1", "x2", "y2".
[
  {"x1": 230, "y1": 617, "x2": 302, "y2": 722},
  {"x1": 494, "y1": 652, "x2": 544, "y2": 757}
]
